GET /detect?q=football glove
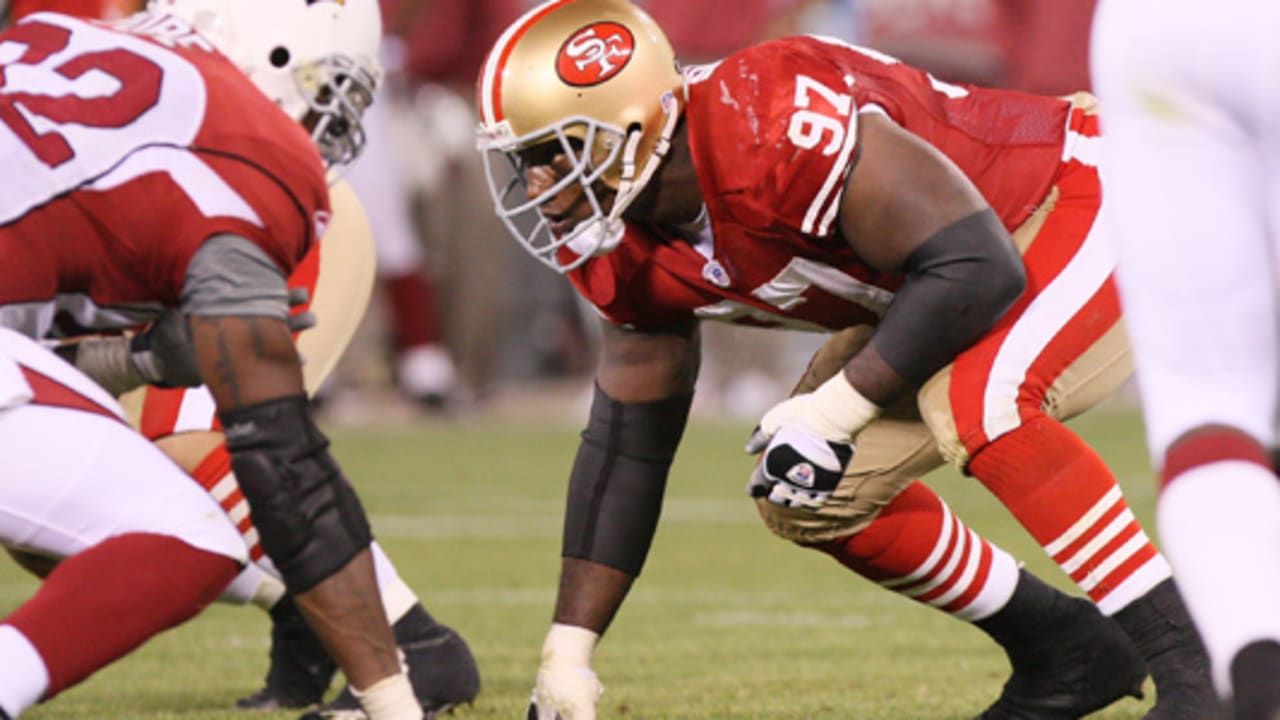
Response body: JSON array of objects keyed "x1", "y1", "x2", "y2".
[
  {"x1": 527, "y1": 624, "x2": 603, "y2": 720},
  {"x1": 744, "y1": 371, "x2": 880, "y2": 511},
  {"x1": 128, "y1": 308, "x2": 202, "y2": 388},
  {"x1": 528, "y1": 664, "x2": 604, "y2": 720}
]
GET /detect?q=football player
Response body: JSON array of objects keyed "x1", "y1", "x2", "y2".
[
  {"x1": 475, "y1": 0, "x2": 1219, "y2": 717},
  {"x1": 4, "y1": 1, "x2": 481, "y2": 713},
  {"x1": 0, "y1": 327, "x2": 245, "y2": 719},
  {"x1": 1093, "y1": 2, "x2": 1280, "y2": 718},
  {"x1": 116, "y1": 178, "x2": 479, "y2": 718},
  {"x1": 0, "y1": 2, "x2": 420, "y2": 717}
]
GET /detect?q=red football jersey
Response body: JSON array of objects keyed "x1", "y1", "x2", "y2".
[
  {"x1": 568, "y1": 36, "x2": 1075, "y2": 333},
  {"x1": 0, "y1": 12, "x2": 329, "y2": 338},
  {"x1": 9, "y1": 0, "x2": 135, "y2": 21}
]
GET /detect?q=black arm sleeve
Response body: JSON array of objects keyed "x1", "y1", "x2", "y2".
[
  {"x1": 872, "y1": 208, "x2": 1026, "y2": 385},
  {"x1": 562, "y1": 384, "x2": 694, "y2": 577}
]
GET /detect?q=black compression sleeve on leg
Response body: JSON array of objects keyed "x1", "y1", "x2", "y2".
[
  {"x1": 873, "y1": 209, "x2": 1026, "y2": 385},
  {"x1": 221, "y1": 395, "x2": 373, "y2": 593},
  {"x1": 562, "y1": 385, "x2": 693, "y2": 577}
]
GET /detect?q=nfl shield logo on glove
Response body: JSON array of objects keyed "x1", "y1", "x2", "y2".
[{"x1": 786, "y1": 462, "x2": 816, "y2": 489}]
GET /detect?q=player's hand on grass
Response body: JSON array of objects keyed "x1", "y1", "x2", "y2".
[
  {"x1": 528, "y1": 662, "x2": 603, "y2": 720},
  {"x1": 528, "y1": 624, "x2": 604, "y2": 720}
]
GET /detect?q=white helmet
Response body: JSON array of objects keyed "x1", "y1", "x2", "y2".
[{"x1": 147, "y1": 0, "x2": 383, "y2": 167}]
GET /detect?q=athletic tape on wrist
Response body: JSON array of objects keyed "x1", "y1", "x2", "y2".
[
  {"x1": 809, "y1": 371, "x2": 880, "y2": 439},
  {"x1": 543, "y1": 622, "x2": 599, "y2": 666}
]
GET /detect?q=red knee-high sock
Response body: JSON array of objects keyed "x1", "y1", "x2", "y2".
[
  {"x1": 3, "y1": 533, "x2": 237, "y2": 698},
  {"x1": 383, "y1": 271, "x2": 442, "y2": 351},
  {"x1": 816, "y1": 481, "x2": 1021, "y2": 621},
  {"x1": 968, "y1": 415, "x2": 1169, "y2": 613}
]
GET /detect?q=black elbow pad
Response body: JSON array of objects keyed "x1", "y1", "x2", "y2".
[
  {"x1": 874, "y1": 208, "x2": 1024, "y2": 384},
  {"x1": 221, "y1": 395, "x2": 373, "y2": 593}
]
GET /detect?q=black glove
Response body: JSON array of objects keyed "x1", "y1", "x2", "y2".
[{"x1": 129, "y1": 308, "x2": 201, "y2": 388}]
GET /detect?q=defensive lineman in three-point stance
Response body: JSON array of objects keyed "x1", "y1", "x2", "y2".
[{"x1": 477, "y1": 0, "x2": 1219, "y2": 717}]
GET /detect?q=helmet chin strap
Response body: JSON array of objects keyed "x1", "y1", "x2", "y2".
[
  {"x1": 609, "y1": 92, "x2": 681, "y2": 226},
  {"x1": 560, "y1": 98, "x2": 679, "y2": 267}
]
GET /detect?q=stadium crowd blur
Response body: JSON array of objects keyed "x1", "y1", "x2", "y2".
[{"x1": 0, "y1": 0, "x2": 1100, "y2": 421}]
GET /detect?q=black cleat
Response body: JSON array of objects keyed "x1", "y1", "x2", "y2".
[
  {"x1": 1228, "y1": 640, "x2": 1280, "y2": 720},
  {"x1": 974, "y1": 570, "x2": 1146, "y2": 719},
  {"x1": 1113, "y1": 579, "x2": 1224, "y2": 719},
  {"x1": 298, "y1": 605, "x2": 480, "y2": 720},
  {"x1": 236, "y1": 596, "x2": 336, "y2": 711}
]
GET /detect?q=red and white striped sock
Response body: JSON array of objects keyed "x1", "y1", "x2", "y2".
[
  {"x1": 968, "y1": 415, "x2": 1170, "y2": 615},
  {"x1": 191, "y1": 445, "x2": 265, "y2": 563},
  {"x1": 816, "y1": 480, "x2": 1020, "y2": 621},
  {"x1": 190, "y1": 446, "x2": 287, "y2": 609},
  {"x1": 1, "y1": 533, "x2": 237, "y2": 703},
  {"x1": 1158, "y1": 426, "x2": 1280, "y2": 694}
]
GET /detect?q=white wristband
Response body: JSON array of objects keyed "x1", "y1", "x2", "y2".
[
  {"x1": 352, "y1": 671, "x2": 422, "y2": 720},
  {"x1": 542, "y1": 623, "x2": 600, "y2": 666},
  {"x1": 809, "y1": 371, "x2": 881, "y2": 440}
]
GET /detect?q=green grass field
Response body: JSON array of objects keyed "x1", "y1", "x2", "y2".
[{"x1": 3, "y1": 406, "x2": 1165, "y2": 719}]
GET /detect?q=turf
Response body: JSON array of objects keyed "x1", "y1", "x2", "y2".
[{"x1": 4, "y1": 408, "x2": 1164, "y2": 719}]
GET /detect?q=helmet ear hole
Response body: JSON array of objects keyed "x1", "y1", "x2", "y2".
[{"x1": 269, "y1": 47, "x2": 291, "y2": 68}]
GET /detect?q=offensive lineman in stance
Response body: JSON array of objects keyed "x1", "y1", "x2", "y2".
[
  {"x1": 0, "y1": 327, "x2": 245, "y2": 717},
  {"x1": 119, "y1": 181, "x2": 480, "y2": 718},
  {"x1": 477, "y1": 0, "x2": 1219, "y2": 717},
  {"x1": 1093, "y1": 2, "x2": 1280, "y2": 718},
  {"x1": 0, "y1": 3, "x2": 420, "y2": 717}
]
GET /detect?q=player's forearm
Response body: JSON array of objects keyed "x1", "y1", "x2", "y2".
[
  {"x1": 293, "y1": 548, "x2": 404, "y2": 689},
  {"x1": 556, "y1": 385, "x2": 693, "y2": 634},
  {"x1": 190, "y1": 314, "x2": 305, "y2": 409}
]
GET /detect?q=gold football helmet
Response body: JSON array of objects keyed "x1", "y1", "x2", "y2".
[{"x1": 476, "y1": 0, "x2": 684, "y2": 272}]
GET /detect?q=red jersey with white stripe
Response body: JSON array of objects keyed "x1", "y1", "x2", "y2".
[
  {"x1": 568, "y1": 35, "x2": 1076, "y2": 332},
  {"x1": 0, "y1": 12, "x2": 329, "y2": 338}
]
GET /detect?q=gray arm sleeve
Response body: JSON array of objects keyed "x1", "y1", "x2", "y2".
[{"x1": 181, "y1": 234, "x2": 290, "y2": 318}]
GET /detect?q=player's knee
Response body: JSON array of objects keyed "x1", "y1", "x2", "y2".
[
  {"x1": 917, "y1": 367, "x2": 974, "y2": 469},
  {"x1": 753, "y1": 496, "x2": 880, "y2": 545},
  {"x1": 1162, "y1": 424, "x2": 1273, "y2": 481},
  {"x1": 194, "y1": 516, "x2": 253, "y2": 567}
]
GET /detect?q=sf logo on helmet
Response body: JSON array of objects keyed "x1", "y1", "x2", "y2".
[{"x1": 556, "y1": 22, "x2": 634, "y2": 87}]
